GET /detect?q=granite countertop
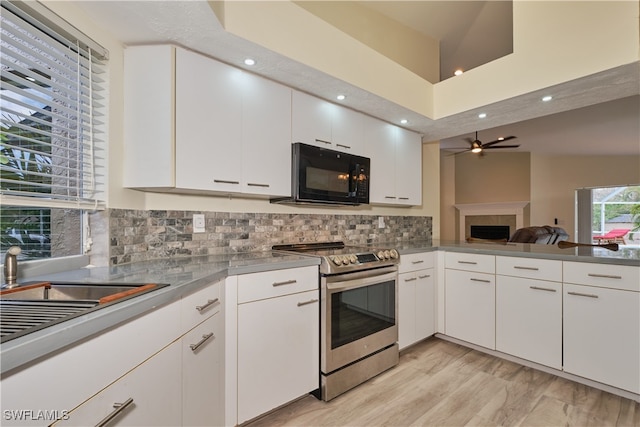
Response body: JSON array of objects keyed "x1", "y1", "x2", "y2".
[
  {"x1": 3, "y1": 240, "x2": 639, "y2": 374},
  {"x1": 392, "y1": 239, "x2": 640, "y2": 266},
  {"x1": 1, "y1": 251, "x2": 320, "y2": 374}
]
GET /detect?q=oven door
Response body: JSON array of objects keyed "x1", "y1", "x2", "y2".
[{"x1": 321, "y1": 266, "x2": 398, "y2": 374}]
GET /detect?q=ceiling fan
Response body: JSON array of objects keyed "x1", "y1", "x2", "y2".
[{"x1": 451, "y1": 131, "x2": 519, "y2": 155}]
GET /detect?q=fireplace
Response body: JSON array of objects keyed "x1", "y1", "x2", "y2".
[
  {"x1": 454, "y1": 201, "x2": 529, "y2": 241},
  {"x1": 470, "y1": 225, "x2": 510, "y2": 240}
]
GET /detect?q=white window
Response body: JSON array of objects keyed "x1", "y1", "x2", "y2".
[{"x1": 1, "y1": 1, "x2": 107, "y2": 263}]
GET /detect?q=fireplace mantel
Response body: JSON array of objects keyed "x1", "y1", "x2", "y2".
[{"x1": 454, "y1": 201, "x2": 529, "y2": 240}]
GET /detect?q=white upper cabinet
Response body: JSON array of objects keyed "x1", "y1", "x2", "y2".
[
  {"x1": 364, "y1": 116, "x2": 422, "y2": 206},
  {"x1": 124, "y1": 45, "x2": 291, "y2": 198},
  {"x1": 176, "y1": 47, "x2": 244, "y2": 193},
  {"x1": 291, "y1": 90, "x2": 364, "y2": 154}
]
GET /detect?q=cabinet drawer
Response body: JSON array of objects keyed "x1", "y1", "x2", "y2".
[
  {"x1": 181, "y1": 280, "x2": 222, "y2": 332},
  {"x1": 496, "y1": 256, "x2": 562, "y2": 282},
  {"x1": 237, "y1": 266, "x2": 318, "y2": 303},
  {"x1": 398, "y1": 251, "x2": 435, "y2": 274},
  {"x1": 445, "y1": 252, "x2": 495, "y2": 274},
  {"x1": 563, "y1": 261, "x2": 640, "y2": 292}
]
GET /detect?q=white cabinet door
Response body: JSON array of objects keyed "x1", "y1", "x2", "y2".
[
  {"x1": 365, "y1": 117, "x2": 397, "y2": 204},
  {"x1": 123, "y1": 45, "x2": 175, "y2": 189},
  {"x1": 175, "y1": 48, "x2": 243, "y2": 193},
  {"x1": 398, "y1": 268, "x2": 435, "y2": 350},
  {"x1": 395, "y1": 127, "x2": 422, "y2": 205},
  {"x1": 242, "y1": 72, "x2": 292, "y2": 196},
  {"x1": 237, "y1": 289, "x2": 319, "y2": 424},
  {"x1": 496, "y1": 276, "x2": 562, "y2": 369},
  {"x1": 58, "y1": 341, "x2": 182, "y2": 426},
  {"x1": 415, "y1": 269, "x2": 435, "y2": 342},
  {"x1": 292, "y1": 90, "x2": 333, "y2": 148},
  {"x1": 332, "y1": 106, "x2": 364, "y2": 154},
  {"x1": 182, "y1": 313, "x2": 224, "y2": 427},
  {"x1": 445, "y1": 269, "x2": 495, "y2": 349},
  {"x1": 563, "y1": 283, "x2": 640, "y2": 394}
]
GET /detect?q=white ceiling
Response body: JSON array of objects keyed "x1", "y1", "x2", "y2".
[{"x1": 74, "y1": 1, "x2": 640, "y2": 157}]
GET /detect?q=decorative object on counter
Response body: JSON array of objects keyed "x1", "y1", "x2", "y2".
[
  {"x1": 558, "y1": 240, "x2": 619, "y2": 251},
  {"x1": 508, "y1": 226, "x2": 568, "y2": 244}
]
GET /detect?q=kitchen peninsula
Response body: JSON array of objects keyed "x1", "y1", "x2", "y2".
[{"x1": 1, "y1": 242, "x2": 638, "y2": 426}]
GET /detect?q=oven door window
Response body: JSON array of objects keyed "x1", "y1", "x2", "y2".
[{"x1": 331, "y1": 279, "x2": 395, "y2": 349}]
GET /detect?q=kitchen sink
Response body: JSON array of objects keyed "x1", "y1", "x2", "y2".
[{"x1": 0, "y1": 282, "x2": 168, "y2": 343}]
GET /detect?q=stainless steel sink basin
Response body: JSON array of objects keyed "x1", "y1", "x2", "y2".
[
  {"x1": 0, "y1": 282, "x2": 160, "y2": 304},
  {"x1": 0, "y1": 282, "x2": 168, "y2": 343}
]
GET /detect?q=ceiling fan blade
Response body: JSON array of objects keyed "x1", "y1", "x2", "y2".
[
  {"x1": 448, "y1": 149, "x2": 472, "y2": 156},
  {"x1": 484, "y1": 144, "x2": 520, "y2": 149},
  {"x1": 482, "y1": 136, "x2": 517, "y2": 148}
]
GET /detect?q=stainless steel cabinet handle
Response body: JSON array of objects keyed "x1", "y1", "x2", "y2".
[
  {"x1": 470, "y1": 278, "x2": 491, "y2": 283},
  {"x1": 458, "y1": 261, "x2": 478, "y2": 265},
  {"x1": 399, "y1": 197, "x2": 409, "y2": 200},
  {"x1": 385, "y1": 196, "x2": 397, "y2": 199},
  {"x1": 530, "y1": 286, "x2": 556, "y2": 292},
  {"x1": 190, "y1": 333, "x2": 214, "y2": 352},
  {"x1": 297, "y1": 299, "x2": 319, "y2": 307},
  {"x1": 196, "y1": 298, "x2": 219, "y2": 312},
  {"x1": 568, "y1": 291, "x2": 599, "y2": 299},
  {"x1": 95, "y1": 397, "x2": 134, "y2": 427},
  {"x1": 315, "y1": 139, "x2": 332, "y2": 145},
  {"x1": 412, "y1": 260, "x2": 425, "y2": 264},
  {"x1": 214, "y1": 179, "x2": 240, "y2": 185},
  {"x1": 587, "y1": 273, "x2": 622, "y2": 279},
  {"x1": 515, "y1": 266, "x2": 539, "y2": 271},
  {"x1": 272, "y1": 279, "x2": 297, "y2": 287},
  {"x1": 247, "y1": 183, "x2": 270, "y2": 188},
  {"x1": 335, "y1": 143, "x2": 351, "y2": 150},
  {"x1": 418, "y1": 274, "x2": 431, "y2": 279},
  {"x1": 404, "y1": 277, "x2": 417, "y2": 282}
]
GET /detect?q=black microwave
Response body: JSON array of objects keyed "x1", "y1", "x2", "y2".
[{"x1": 271, "y1": 143, "x2": 370, "y2": 206}]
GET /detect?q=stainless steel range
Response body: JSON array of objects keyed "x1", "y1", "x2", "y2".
[{"x1": 273, "y1": 241, "x2": 400, "y2": 401}]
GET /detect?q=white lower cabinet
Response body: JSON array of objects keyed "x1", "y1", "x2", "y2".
[
  {"x1": 58, "y1": 341, "x2": 182, "y2": 426},
  {"x1": 496, "y1": 276, "x2": 562, "y2": 369},
  {"x1": 182, "y1": 313, "x2": 224, "y2": 427},
  {"x1": 563, "y1": 283, "x2": 640, "y2": 394},
  {"x1": 398, "y1": 252, "x2": 435, "y2": 349},
  {"x1": 445, "y1": 269, "x2": 495, "y2": 349},
  {"x1": 230, "y1": 266, "x2": 319, "y2": 425}
]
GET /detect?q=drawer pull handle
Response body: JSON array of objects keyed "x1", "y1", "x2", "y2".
[
  {"x1": 530, "y1": 286, "x2": 556, "y2": 292},
  {"x1": 247, "y1": 182, "x2": 270, "y2": 188},
  {"x1": 514, "y1": 266, "x2": 539, "y2": 271},
  {"x1": 190, "y1": 333, "x2": 214, "y2": 352},
  {"x1": 458, "y1": 261, "x2": 478, "y2": 265},
  {"x1": 336, "y1": 143, "x2": 351, "y2": 150},
  {"x1": 273, "y1": 279, "x2": 297, "y2": 287},
  {"x1": 399, "y1": 197, "x2": 410, "y2": 200},
  {"x1": 315, "y1": 139, "x2": 332, "y2": 145},
  {"x1": 213, "y1": 179, "x2": 240, "y2": 185},
  {"x1": 568, "y1": 291, "x2": 599, "y2": 299},
  {"x1": 95, "y1": 397, "x2": 134, "y2": 427},
  {"x1": 418, "y1": 274, "x2": 431, "y2": 279},
  {"x1": 404, "y1": 277, "x2": 417, "y2": 282},
  {"x1": 385, "y1": 196, "x2": 397, "y2": 199},
  {"x1": 196, "y1": 298, "x2": 219, "y2": 312},
  {"x1": 470, "y1": 278, "x2": 491, "y2": 283},
  {"x1": 297, "y1": 299, "x2": 319, "y2": 307},
  {"x1": 587, "y1": 273, "x2": 622, "y2": 279},
  {"x1": 411, "y1": 260, "x2": 425, "y2": 264}
]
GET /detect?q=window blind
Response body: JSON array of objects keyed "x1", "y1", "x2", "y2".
[{"x1": 0, "y1": 0, "x2": 107, "y2": 210}]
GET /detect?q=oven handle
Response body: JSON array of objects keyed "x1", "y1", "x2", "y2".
[{"x1": 325, "y1": 267, "x2": 398, "y2": 291}]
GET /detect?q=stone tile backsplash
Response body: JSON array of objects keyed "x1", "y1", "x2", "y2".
[{"x1": 108, "y1": 209, "x2": 432, "y2": 265}]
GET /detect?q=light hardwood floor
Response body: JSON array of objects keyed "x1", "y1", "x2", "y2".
[{"x1": 244, "y1": 338, "x2": 640, "y2": 427}]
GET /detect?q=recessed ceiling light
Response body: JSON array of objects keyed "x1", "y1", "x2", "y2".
[
  {"x1": 400, "y1": 119, "x2": 408, "y2": 124},
  {"x1": 478, "y1": 113, "x2": 487, "y2": 119},
  {"x1": 454, "y1": 69, "x2": 464, "y2": 76},
  {"x1": 542, "y1": 95, "x2": 553, "y2": 102},
  {"x1": 336, "y1": 94, "x2": 346, "y2": 101},
  {"x1": 244, "y1": 58, "x2": 256, "y2": 66},
  {"x1": 498, "y1": 137, "x2": 505, "y2": 141}
]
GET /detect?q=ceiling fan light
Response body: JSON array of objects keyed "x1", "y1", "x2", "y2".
[{"x1": 471, "y1": 141, "x2": 482, "y2": 153}]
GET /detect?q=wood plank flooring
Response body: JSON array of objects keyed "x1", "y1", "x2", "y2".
[{"x1": 244, "y1": 338, "x2": 640, "y2": 427}]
